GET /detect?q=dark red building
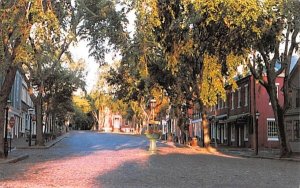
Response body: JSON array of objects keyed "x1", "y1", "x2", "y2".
[{"x1": 200, "y1": 74, "x2": 284, "y2": 149}]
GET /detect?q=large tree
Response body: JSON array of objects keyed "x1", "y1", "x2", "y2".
[
  {"x1": 139, "y1": 0, "x2": 299, "y2": 155},
  {"x1": 0, "y1": 0, "x2": 62, "y2": 156},
  {"x1": 247, "y1": 0, "x2": 300, "y2": 156},
  {"x1": 123, "y1": 0, "x2": 257, "y2": 146}
]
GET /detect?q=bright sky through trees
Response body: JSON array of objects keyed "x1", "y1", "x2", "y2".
[{"x1": 70, "y1": 9, "x2": 136, "y2": 92}]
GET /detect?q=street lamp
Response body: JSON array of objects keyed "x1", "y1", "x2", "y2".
[
  {"x1": 150, "y1": 99, "x2": 156, "y2": 121},
  {"x1": 255, "y1": 110, "x2": 260, "y2": 155},
  {"x1": 4, "y1": 100, "x2": 11, "y2": 158},
  {"x1": 28, "y1": 108, "x2": 35, "y2": 147}
]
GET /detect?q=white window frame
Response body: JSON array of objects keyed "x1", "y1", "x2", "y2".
[
  {"x1": 244, "y1": 84, "x2": 248, "y2": 106},
  {"x1": 267, "y1": 118, "x2": 279, "y2": 141},
  {"x1": 231, "y1": 91, "x2": 235, "y2": 110},
  {"x1": 237, "y1": 87, "x2": 241, "y2": 108}
]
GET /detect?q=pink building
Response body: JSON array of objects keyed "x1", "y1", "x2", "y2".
[{"x1": 202, "y1": 74, "x2": 284, "y2": 149}]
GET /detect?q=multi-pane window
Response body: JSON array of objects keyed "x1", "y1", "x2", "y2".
[
  {"x1": 237, "y1": 88, "x2": 241, "y2": 108},
  {"x1": 286, "y1": 120, "x2": 300, "y2": 141},
  {"x1": 244, "y1": 84, "x2": 248, "y2": 106},
  {"x1": 231, "y1": 92, "x2": 234, "y2": 110},
  {"x1": 267, "y1": 118, "x2": 278, "y2": 141}
]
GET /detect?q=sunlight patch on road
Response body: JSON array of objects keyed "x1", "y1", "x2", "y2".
[{"x1": 0, "y1": 148, "x2": 150, "y2": 187}]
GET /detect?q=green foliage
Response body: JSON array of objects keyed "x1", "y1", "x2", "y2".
[
  {"x1": 72, "y1": 106, "x2": 94, "y2": 130},
  {"x1": 77, "y1": 0, "x2": 129, "y2": 65}
]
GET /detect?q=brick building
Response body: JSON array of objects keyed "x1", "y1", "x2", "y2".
[{"x1": 190, "y1": 74, "x2": 284, "y2": 149}]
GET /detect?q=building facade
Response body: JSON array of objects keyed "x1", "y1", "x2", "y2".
[
  {"x1": 285, "y1": 59, "x2": 300, "y2": 152},
  {"x1": 189, "y1": 74, "x2": 284, "y2": 149},
  {"x1": 1, "y1": 70, "x2": 35, "y2": 141}
]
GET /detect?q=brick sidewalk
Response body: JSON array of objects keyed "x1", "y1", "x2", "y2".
[
  {"x1": 0, "y1": 133, "x2": 69, "y2": 164},
  {"x1": 161, "y1": 140, "x2": 300, "y2": 162}
]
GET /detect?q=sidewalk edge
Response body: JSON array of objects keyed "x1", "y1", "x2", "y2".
[
  {"x1": 16, "y1": 133, "x2": 68, "y2": 150},
  {"x1": 0, "y1": 154, "x2": 29, "y2": 164}
]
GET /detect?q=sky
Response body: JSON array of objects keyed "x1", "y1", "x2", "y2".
[
  {"x1": 70, "y1": 40, "x2": 99, "y2": 92},
  {"x1": 70, "y1": 9, "x2": 136, "y2": 93}
]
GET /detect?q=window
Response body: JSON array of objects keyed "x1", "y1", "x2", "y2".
[
  {"x1": 231, "y1": 92, "x2": 234, "y2": 110},
  {"x1": 237, "y1": 88, "x2": 241, "y2": 108},
  {"x1": 267, "y1": 118, "x2": 278, "y2": 141},
  {"x1": 218, "y1": 97, "x2": 221, "y2": 109},
  {"x1": 244, "y1": 125, "x2": 249, "y2": 141},
  {"x1": 244, "y1": 84, "x2": 248, "y2": 106},
  {"x1": 231, "y1": 125, "x2": 235, "y2": 141}
]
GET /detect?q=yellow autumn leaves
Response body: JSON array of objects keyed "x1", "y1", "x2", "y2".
[{"x1": 133, "y1": 0, "x2": 279, "y2": 106}]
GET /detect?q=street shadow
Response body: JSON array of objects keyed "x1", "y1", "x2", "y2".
[
  {"x1": 0, "y1": 132, "x2": 173, "y2": 182},
  {"x1": 1, "y1": 132, "x2": 299, "y2": 187},
  {"x1": 93, "y1": 150, "x2": 300, "y2": 188}
]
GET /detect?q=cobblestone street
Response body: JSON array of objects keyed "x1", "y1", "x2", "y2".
[{"x1": 0, "y1": 131, "x2": 299, "y2": 188}]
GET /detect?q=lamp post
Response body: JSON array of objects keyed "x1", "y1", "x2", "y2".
[
  {"x1": 28, "y1": 108, "x2": 35, "y2": 147},
  {"x1": 147, "y1": 98, "x2": 158, "y2": 153},
  {"x1": 4, "y1": 100, "x2": 11, "y2": 158},
  {"x1": 150, "y1": 99, "x2": 156, "y2": 121},
  {"x1": 255, "y1": 110, "x2": 260, "y2": 155}
]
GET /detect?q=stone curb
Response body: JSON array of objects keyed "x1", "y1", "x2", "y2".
[
  {"x1": 166, "y1": 142, "x2": 300, "y2": 162},
  {"x1": 0, "y1": 154, "x2": 29, "y2": 164},
  {"x1": 16, "y1": 133, "x2": 68, "y2": 150},
  {"x1": 196, "y1": 147, "x2": 300, "y2": 162},
  {"x1": 229, "y1": 153, "x2": 300, "y2": 162}
]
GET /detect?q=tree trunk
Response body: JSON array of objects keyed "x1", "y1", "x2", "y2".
[
  {"x1": 202, "y1": 112, "x2": 211, "y2": 148},
  {"x1": 267, "y1": 75, "x2": 290, "y2": 156},
  {"x1": 35, "y1": 94, "x2": 44, "y2": 146},
  {"x1": 0, "y1": 66, "x2": 17, "y2": 158},
  {"x1": 276, "y1": 105, "x2": 290, "y2": 156},
  {"x1": 98, "y1": 108, "x2": 102, "y2": 130}
]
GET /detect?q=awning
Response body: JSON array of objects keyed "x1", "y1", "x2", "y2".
[
  {"x1": 225, "y1": 113, "x2": 250, "y2": 123},
  {"x1": 216, "y1": 114, "x2": 227, "y2": 124}
]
